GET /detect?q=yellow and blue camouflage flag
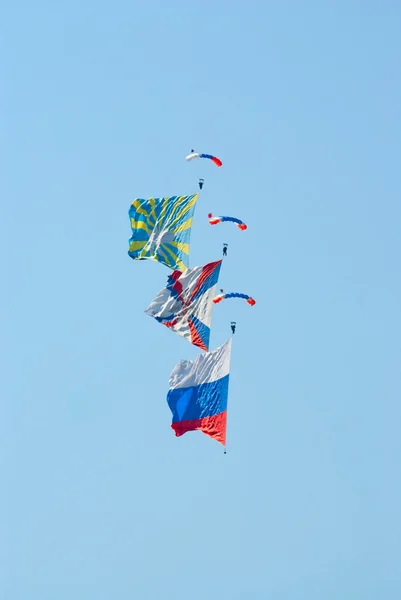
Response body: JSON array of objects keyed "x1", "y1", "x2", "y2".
[{"x1": 128, "y1": 194, "x2": 198, "y2": 271}]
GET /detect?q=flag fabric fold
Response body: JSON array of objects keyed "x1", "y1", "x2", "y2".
[{"x1": 145, "y1": 260, "x2": 222, "y2": 351}]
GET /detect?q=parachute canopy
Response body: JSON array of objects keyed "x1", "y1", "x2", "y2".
[
  {"x1": 185, "y1": 152, "x2": 223, "y2": 167},
  {"x1": 213, "y1": 292, "x2": 256, "y2": 306},
  {"x1": 128, "y1": 194, "x2": 198, "y2": 271},
  {"x1": 208, "y1": 213, "x2": 247, "y2": 231}
]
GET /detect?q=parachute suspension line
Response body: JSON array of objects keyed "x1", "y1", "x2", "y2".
[{"x1": 224, "y1": 326, "x2": 235, "y2": 456}]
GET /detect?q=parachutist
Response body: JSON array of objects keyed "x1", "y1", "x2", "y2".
[
  {"x1": 231, "y1": 321, "x2": 236, "y2": 335},
  {"x1": 223, "y1": 243, "x2": 228, "y2": 257},
  {"x1": 199, "y1": 178, "x2": 204, "y2": 190},
  {"x1": 191, "y1": 149, "x2": 195, "y2": 153},
  {"x1": 220, "y1": 289, "x2": 224, "y2": 294}
]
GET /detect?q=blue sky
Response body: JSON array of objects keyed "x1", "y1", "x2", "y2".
[{"x1": 2, "y1": 1, "x2": 400, "y2": 598}]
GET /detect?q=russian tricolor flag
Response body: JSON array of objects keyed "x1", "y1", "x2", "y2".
[{"x1": 167, "y1": 339, "x2": 232, "y2": 445}]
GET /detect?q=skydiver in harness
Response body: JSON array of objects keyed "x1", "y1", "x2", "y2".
[
  {"x1": 231, "y1": 321, "x2": 236, "y2": 335},
  {"x1": 223, "y1": 243, "x2": 228, "y2": 257}
]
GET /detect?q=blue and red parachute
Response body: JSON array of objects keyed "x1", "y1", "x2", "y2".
[
  {"x1": 186, "y1": 151, "x2": 223, "y2": 167},
  {"x1": 213, "y1": 292, "x2": 256, "y2": 306},
  {"x1": 208, "y1": 213, "x2": 247, "y2": 231}
]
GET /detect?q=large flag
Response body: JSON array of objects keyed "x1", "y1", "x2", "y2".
[
  {"x1": 128, "y1": 194, "x2": 198, "y2": 271},
  {"x1": 145, "y1": 260, "x2": 222, "y2": 351},
  {"x1": 167, "y1": 339, "x2": 232, "y2": 445}
]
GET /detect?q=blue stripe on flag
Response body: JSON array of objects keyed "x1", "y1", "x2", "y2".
[{"x1": 167, "y1": 375, "x2": 229, "y2": 423}]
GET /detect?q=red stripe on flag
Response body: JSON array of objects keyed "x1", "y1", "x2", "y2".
[
  {"x1": 189, "y1": 260, "x2": 221, "y2": 303},
  {"x1": 171, "y1": 411, "x2": 227, "y2": 445},
  {"x1": 188, "y1": 319, "x2": 207, "y2": 351}
]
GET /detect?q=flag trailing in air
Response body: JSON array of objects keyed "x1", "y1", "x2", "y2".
[
  {"x1": 167, "y1": 339, "x2": 232, "y2": 445},
  {"x1": 128, "y1": 194, "x2": 198, "y2": 271},
  {"x1": 145, "y1": 260, "x2": 222, "y2": 351}
]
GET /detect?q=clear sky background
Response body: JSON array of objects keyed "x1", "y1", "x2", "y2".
[{"x1": 2, "y1": 1, "x2": 401, "y2": 598}]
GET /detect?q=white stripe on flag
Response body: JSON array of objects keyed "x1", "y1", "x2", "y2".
[{"x1": 169, "y1": 339, "x2": 232, "y2": 390}]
